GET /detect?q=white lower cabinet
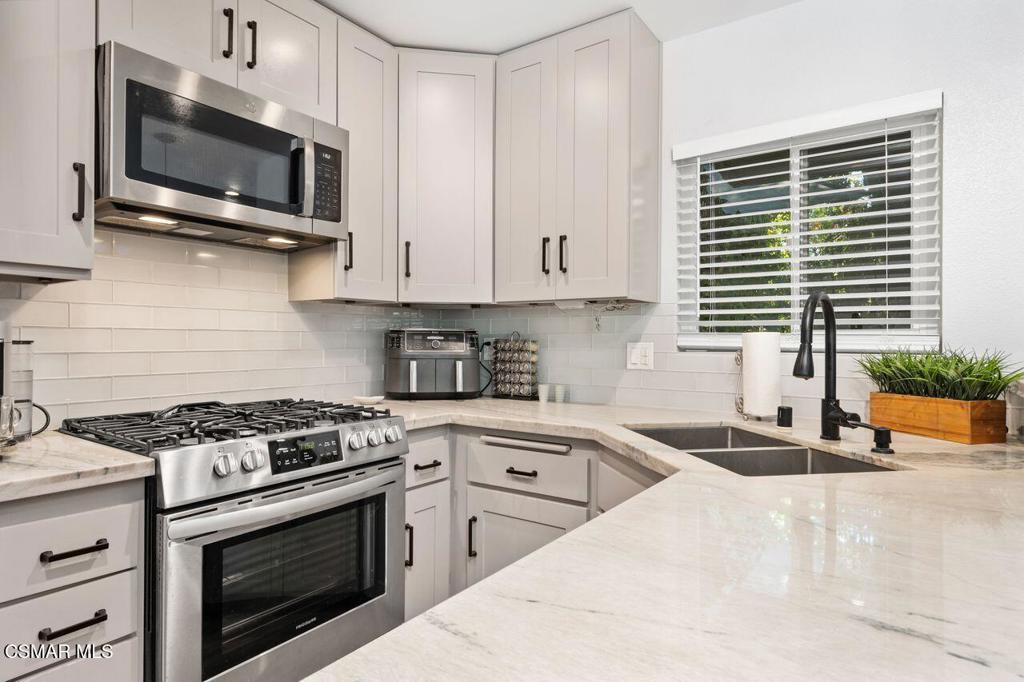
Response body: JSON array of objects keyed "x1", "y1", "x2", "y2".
[
  {"x1": 404, "y1": 479, "x2": 452, "y2": 620},
  {"x1": 20, "y1": 636, "x2": 140, "y2": 682},
  {"x1": 465, "y1": 486, "x2": 587, "y2": 587}
]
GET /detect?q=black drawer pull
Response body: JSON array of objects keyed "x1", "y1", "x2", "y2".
[
  {"x1": 404, "y1": 523, "x2": 414, "y2": 567},
  {"x1": 541, "y1": 236, "x2": 550, "y2": 275},
  {"x1": 222, "y1": 8, "x2": 234, "y2": 58},
  {"x1": 246, "y1": 20, "x2": 258, "y2": 69},
  {"x1": 413, "y1": 459, "x2": 442, "y2": 472},
  {"x1": 404, "y1": 241, "x2": 411, "y2": 278},
  {"x1": 505, "y1": 466, "x2": 538, "y2": 478},
  {"x1": 40, "y1": 538, "x2": 109, "y2": 564},
  {"x1": 72, "y1": 162, "x2": 86, "y2": 222},
  {"x1": 344, "y1": 231, "x2": 354, "y2": 271},
  {"x1": 39, "y1": 609, "x2": 107, "y2": 642},
  {"x1": 468, "y1": 515, "x2": 478, "y2": 557}
]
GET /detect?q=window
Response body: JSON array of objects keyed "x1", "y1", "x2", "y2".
[{"x1": 675, "y1": 109, "x2": 941, "y2": 351}]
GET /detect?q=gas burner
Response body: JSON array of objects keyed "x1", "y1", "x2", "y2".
[{"x1": 59, "y1": 399, "x2": 394, "y2": 455}]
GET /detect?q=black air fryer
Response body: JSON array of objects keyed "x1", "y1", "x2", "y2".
[{"x1": 384, "y1": 329, "x2": 481, "y2": 399}]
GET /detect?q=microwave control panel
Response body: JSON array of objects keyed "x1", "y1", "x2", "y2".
[
  {"x1": 312, "y1": 143, "x2": 342, "y2": 222},
  {"x1": 269, "y1": 430, "x2": 342, "y2": 474}
]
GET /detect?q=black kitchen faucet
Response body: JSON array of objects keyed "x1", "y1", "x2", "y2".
[{"x1": 792, "y1": 291, "x2": 895, "y2": 454}]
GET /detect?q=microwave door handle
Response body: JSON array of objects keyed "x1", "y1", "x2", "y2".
[
  {"x1": 291, "y1": 137, "x2": 316, "y2": 217},
  {"x1": 165, "y1": 468, "x2": 397, "y2": 541}
]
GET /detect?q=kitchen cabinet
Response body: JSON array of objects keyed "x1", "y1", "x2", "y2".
[
  {"x1": 289, "y1": 18, "x2": 398, "y2": 302},
  {"x1": 0, "y1": 0, "x2": 94, "y2": 281},
  {"x1": 465, "y1": 486, "x2": 587, "y2": 586},
  {"x1": 405, "y1": 480, "x2": 452, "y2": 620},
  {"x1": 398, "y1": 50, "x2": 495, "y2": 304},
  {"x1": 494, "y1": 10, "x2": 661, "y2": 303}
]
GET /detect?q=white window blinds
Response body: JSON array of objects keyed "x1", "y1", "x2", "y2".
[{"x1": 676, "y1": 109, "x2": 941, "y2": 351}]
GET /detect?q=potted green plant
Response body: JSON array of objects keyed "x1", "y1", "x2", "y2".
[{"x1": 856, "y1": 350, "x2": 1024, "y2": 444}]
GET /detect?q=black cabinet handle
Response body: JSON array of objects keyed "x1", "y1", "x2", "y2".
[
  {"x1": 404, "y1": 523, "x2": 414, "y2": 567},
  {"x1": 222, "y1": 8, "x2": 234, "y2": 58},
  {"x1": 468, "y1": 515, "x2": 478, "y2": 557},
  {"x1": 541, "y1": 236, "x2": 550, "y2": 275},
  {"x1": 558, "y1": 235, "x2": 567, "y2": 273},
  {"x1": 505, "y1": 466, "x2": 538, "y2": 478},
  {"x1": 71, "y1": 162, "x2": 85, "y2": 222},
  {"x1": 246, "y1": 20, "x2": 258, "y2": 69},
  {"x1": 39, "y1": 609, "x2": 107, "y2": 642},
  {"x1": 404, "y1": 241, "x2": 411, "y2": 278},
  {"x1": 344, "y1": 231, "x2": 353, "y2": 271},
  {"x1": 40, "y1": 538, "x2": 109, "y2": 564},
  {"x1": 413, "y1": 459, "x2": 442, "y2": 471}
]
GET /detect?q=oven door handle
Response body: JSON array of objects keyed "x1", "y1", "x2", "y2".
[{"x1": 165, "y1": 469, "x2": 397, "y2": 541}]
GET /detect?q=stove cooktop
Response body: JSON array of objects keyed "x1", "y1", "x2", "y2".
[{"x1": 59, "y1": 399, "x2": 394, "y2": 455}]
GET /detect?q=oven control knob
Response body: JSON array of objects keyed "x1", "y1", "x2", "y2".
[
  {"x1": 367, "y1": 429, "x2": 384, "y2": 447},
  {"x1": 213, "y1": 453, "x2": 237, "y2": 478},
  {"x1": 348, "y1": 432, "x2": 366, "y2": 450},
  {"x1": 430, "y1": 339, "x2": 441, "y2": 349},
  {"x1": 385, "y1": 426, "x2": 402, "y2": 444},
  {"x1": 241, "y1": 450, "x2": 265, "y2": 472}
]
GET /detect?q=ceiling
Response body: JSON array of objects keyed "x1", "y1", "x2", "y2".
[{"x1": 319, "y1": 0, "x2": 804, "y2": 53}]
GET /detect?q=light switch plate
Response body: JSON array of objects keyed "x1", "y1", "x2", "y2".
[{"x1": 626, "y1": 342, "x2": 655, "y2": 370}]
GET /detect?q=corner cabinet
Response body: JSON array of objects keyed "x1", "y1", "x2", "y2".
[
  {"x1": 289, "y1": 18, "x2": 397, "y2": 302},
  {"x1": 398, "y1": 50, "x2": 495, "y2": 304},
  {"x1": 495, "y1": 10, "x2": 661, "y2": 303},
  {"x1": 0, "y1": 0, "x2": 94, "y2": 281}
]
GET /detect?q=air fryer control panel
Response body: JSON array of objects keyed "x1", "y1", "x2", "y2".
[{"x1": 312, "y1": 143, "x2": 342, "y2": 222}]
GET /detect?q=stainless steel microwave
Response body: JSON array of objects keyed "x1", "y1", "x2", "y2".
[{"x1": 97, "y1": 42, "x2": 348, "y2": 251}]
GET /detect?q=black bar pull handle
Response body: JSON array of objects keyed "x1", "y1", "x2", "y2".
[
  {"x1": 404, "y1": 241, "x2": 411, "y2": 278},
  {"x1": 40, "y1": 538, "x2": 109, "y2": 564},
  {"x1": 404, "y1": 523, "x2": 414, "y2": 567},
  {"x1": 558, "y1": 235, "x2": 567, "y2": 274},
  {"x1": 71, "y1": 162, "x2": 86, "y2": 222},
  {"x1": 246, "y1": 20, "x2": 258, "y2": 69},
  {"x1": 39, "y1": 609, "x2": 107, "y2": 642},
  {"x1": 505, "y1": 466, "x2": 538, "y2": 478},
  {"x1": 222, "y1": 8, "x2": 234, "y2": 58},
  {"x1": 413, "y1": 459, "x2": 442, "y2": 471},
  {"x1": 541, "y1": 236, "x2": 550, "y2": 275},
  {"x1": 344, "y1": 231, "x2": 353, "y2": 271},
  {"x1": 468, "y1": 515, "x2": 478, "y2": 557}
]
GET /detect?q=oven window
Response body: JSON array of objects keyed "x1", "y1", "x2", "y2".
[
  {"x1": 201, "y1": 492, "x2": 386, "y2": 679},
  {"x1": 124, "y1": 80, "x2": 303, "y2": 215}
]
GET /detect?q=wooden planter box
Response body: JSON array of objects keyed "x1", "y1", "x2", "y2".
[{"x1": 869, "y1": 393, "x2": 1007, "y2": 445}]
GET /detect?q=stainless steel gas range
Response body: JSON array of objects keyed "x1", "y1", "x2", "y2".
[{"x1": 60, "y1": 399, "x2": 407, "y2": 682}]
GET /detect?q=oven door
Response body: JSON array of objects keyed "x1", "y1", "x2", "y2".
[{"x1": 156, "y1": 463, "x2": 405, "y2": 682}]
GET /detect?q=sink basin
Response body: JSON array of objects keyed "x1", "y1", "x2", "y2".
[{"x1": 628, "y1": 426, "x2": 892, "y2": 476}]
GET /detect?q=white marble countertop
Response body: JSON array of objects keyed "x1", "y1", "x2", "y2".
[{"x1": 305, "y1": 398, "x2": 1024, "y2": 681}]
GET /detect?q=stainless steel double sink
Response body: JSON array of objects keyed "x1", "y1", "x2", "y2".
[{"x1": 629, "y1": 426, "x2": 891, "y2": 477}]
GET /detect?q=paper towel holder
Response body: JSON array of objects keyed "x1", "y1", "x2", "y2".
[{"x1": 734, "y1": 331, "x2": 783, "y2": 421}]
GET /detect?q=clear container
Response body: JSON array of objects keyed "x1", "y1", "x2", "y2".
[{"x1": 9, "y1": 340, "x2": 33, "y2": 441}]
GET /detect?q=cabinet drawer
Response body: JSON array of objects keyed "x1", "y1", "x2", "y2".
[
  {"x1": 468, "y1": 439, "x2": 588, "y2": 503},
  {"x1": 0, "y1": 499, "x2": 142, "y2": 604},
  {"x1": 20, "y1": 635, "x2": 140, "y2": 682},
  {"x1": 405, "y1": 430, "x2": 451, "y2": 488},
  {"x1": 0, "y1": 569, "x2": 139, "y2": 680}
]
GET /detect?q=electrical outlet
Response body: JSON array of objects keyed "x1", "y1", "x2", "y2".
[{"x1": 626, "y1": 342, "x2": 655, "y2": 370}]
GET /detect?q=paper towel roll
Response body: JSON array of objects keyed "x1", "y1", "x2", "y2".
[{"x1": 741, "y1": 332, "x2": 781, "y2": 418}]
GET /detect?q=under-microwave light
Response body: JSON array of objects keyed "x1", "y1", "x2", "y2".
[
  {"x1": 139, "y1": 214, "x2": 179, "y2": 226},
  {"x1": 267, "y1": 236, "x2": 298, "y2": 245},
  {"x1": 224, "y1": 190, "x2": 240, "y2": 197}
]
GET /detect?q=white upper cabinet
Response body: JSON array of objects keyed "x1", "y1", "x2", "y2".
[
  {"x1": 237, "y1": 0, "x2": 337, "y2": 123},
  {"x1": 398, "y1": 50, "x2": 495, "y2": 304},
  {"x1": 98, "y1": 0, "x2": 238, "y2": 85},
  {"x1": 0, "y1": 0, "x2": 94, "y2": 281},
  {"x1": 494, "y1": 38, "x2": 558, "y2": 303}
]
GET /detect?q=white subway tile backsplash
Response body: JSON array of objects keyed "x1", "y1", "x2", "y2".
[
  {"x1": 113, "y1": 373, "x2": 188, "y2": 399},
  {"x1": 26, "y1": 327, "x2": 112, "y2": 353},
  {"x1": 70, "y1": 303, "x2": 153, "y2": 328},
  {"x1": 23, "y1": 279, "x2": 114, "y2": 304},
  {"x1": 113, "y1": 281, "x2": 184, "y2": 306},
  {"x1": 69, "y1": 353, "x2": 151, "y2": 378},
  {"x1": 152, "y1": 262, "x2": 219, "y2": 288},
  {"x1": 114, "y1": 328, "x2": 187, "y2": 352},
  {"x1": 35, "y1": 377, "x2": 112, "y2": 404},
  {"x1": 2, "y1": 300, "x2": 69, "y2": 327}
]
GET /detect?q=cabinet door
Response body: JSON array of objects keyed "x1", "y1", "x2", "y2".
[
  {"x1": 336, "y1": 18, "x2": 398, "y2": 301},
  {"x1": 398, "y1": 50, "x2": 494, "y2": 304},
  {"x1": 555, "y1": 13, "x2": 630, "y2": 300},
  {"x1": 237, "y1": 0, "x2": 337, "y2": 122},
  {"x1": 466, "y1": 486, "x2": 587, "y2": 586},
  {"x1": 405, "y1": 480, "x2": 451, "y2": 620},
  {"x1": 98, "y1": 0, "x2": 238, "y2": 86},
  {"x1": 494, "y1": 39, "x2": 558, "y2": 303},
  {"x1": 0, "y1": 0, "x2": 94, "y2": 280}
]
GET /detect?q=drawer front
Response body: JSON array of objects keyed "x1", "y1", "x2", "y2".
[
  {"x1": 20, "y1": 635, "x2": 140, "y2": 682},
  {"x1": 0, "y1": 569, "x2": 139, "y2": 680},
  {"x1": 0, "y1": 499, "x2": 141, "y2": 604},
  {"x1": 468, "y1": 441, "x2": 589, "y2": 503},
  {"x1": 405, "y1": 431, "x2": 451, "y2": 488}
]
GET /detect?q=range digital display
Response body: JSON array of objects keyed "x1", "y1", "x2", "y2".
[{"x1": 268, "y1": 430, "x2": 342, "y2": 474}]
